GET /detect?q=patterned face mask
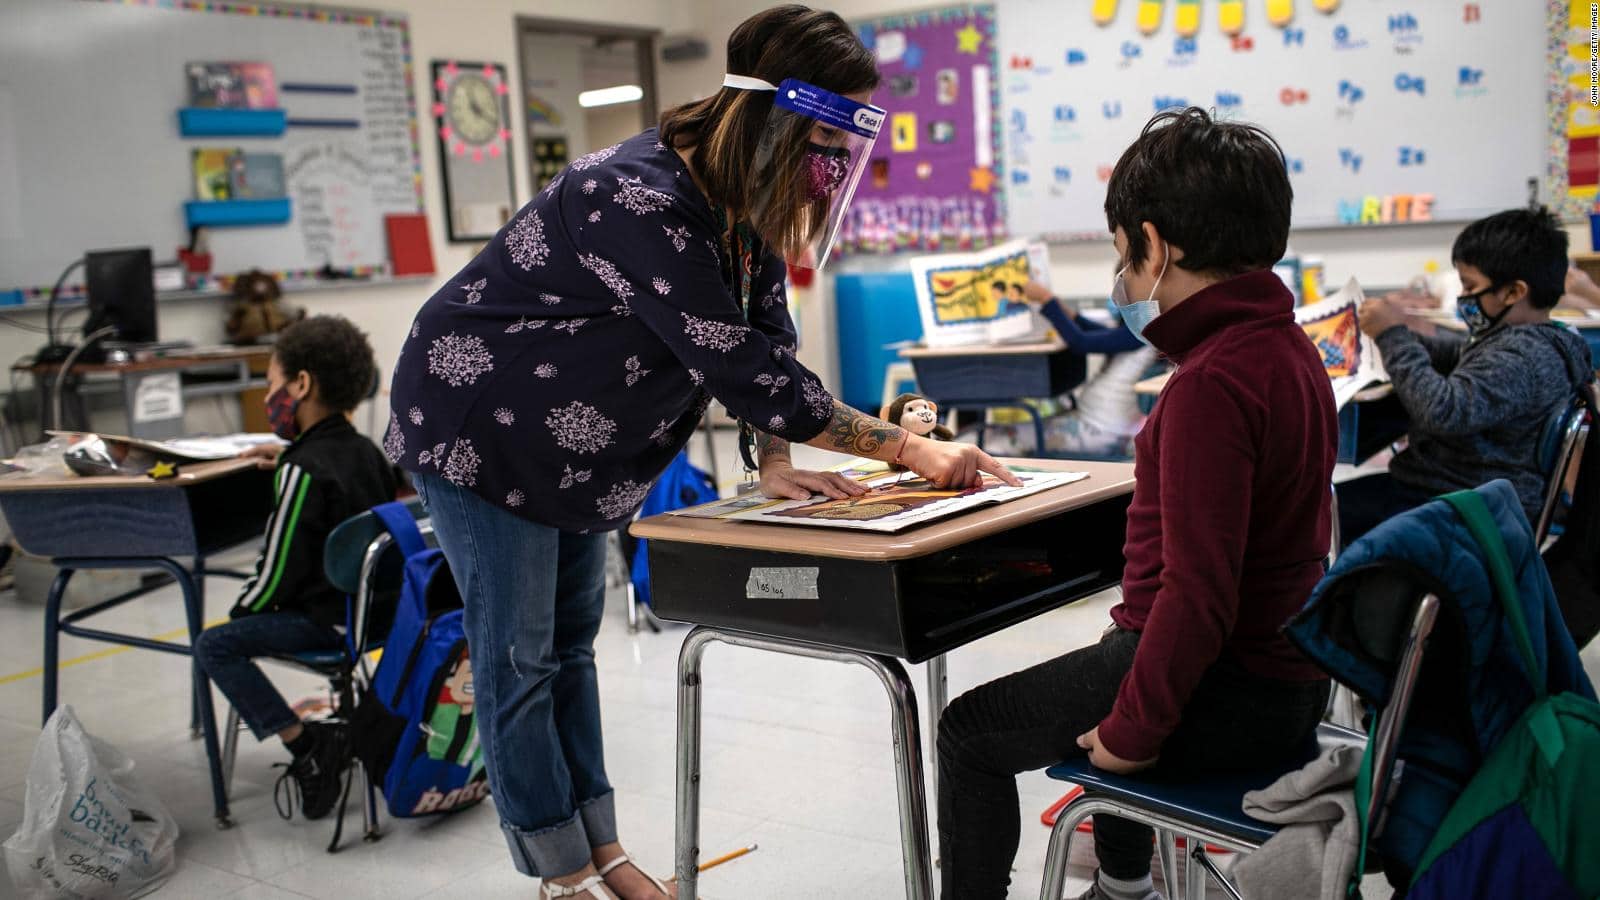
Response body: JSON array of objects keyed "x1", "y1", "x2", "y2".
[
  {"x1": 265, "y1": 385, "x2": 300, "y2": 441},
  {"x1": 804, "y1": 143, "x2": 852, "y2": 200}
]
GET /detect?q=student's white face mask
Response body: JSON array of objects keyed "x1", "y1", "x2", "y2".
[{"x1": 1111, "y1": 240, "x2": 1169, "y2": 346}]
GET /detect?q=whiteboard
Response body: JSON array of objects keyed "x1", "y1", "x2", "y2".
[
  {"x1": 996, "y1": 0, "x2": 1548, "y2": 240},
  {"x1": 0, "y1": 0, "x2": 423, "y2": 298}
]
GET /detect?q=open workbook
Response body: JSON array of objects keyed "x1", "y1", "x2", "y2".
[{"x1": 671, "y1": 459, "x2": 1087, "y2": 533}]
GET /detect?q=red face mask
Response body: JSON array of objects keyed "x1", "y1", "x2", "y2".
[{"x1": 265, "y1": 386, "x2": 300, "y2": 440}]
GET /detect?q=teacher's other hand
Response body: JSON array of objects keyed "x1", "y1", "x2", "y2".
[
  {"x1": 759, "y1": 461, "x2": 870, "y2": 501},
  {"x1": 900, "y1": 436, "x2": 1022, "y2": 490}
]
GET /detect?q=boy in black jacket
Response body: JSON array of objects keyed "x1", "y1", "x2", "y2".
[{"x1": 195, "y1": 316, "x2": 397, "y2": 820}]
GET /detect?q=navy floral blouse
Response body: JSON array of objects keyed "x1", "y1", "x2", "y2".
[{"x1": 386, "y1": 129, "x2": 836, "y2": 532}]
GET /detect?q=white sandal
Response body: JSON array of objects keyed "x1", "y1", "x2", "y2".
[
  {"x1": 597, "y1": 854, "x2": 672, "y2": 896},
  {"x1": 540, "y1": 875, "x2": 612, "y2": 899}
]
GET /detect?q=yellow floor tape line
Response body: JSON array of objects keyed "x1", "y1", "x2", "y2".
[{"x1": 0, "y1": 618, "x2": 227, "y2": 686}]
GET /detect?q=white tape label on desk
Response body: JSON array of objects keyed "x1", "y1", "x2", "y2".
[{"x1": 745, "y1": 567, "x2": 819, "y2": 600}]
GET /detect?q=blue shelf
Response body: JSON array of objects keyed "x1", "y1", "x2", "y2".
[
  {"x1": 184, "y1": 198, "x2": 292, "y2": 229},
  {"x1": 177, "y1": 107, "x2": 288, "y2": 137}
]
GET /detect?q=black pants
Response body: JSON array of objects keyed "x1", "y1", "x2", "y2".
[
  {"x1": 936, "y1": 627, "x2": 1330, "y2": 899},
  {"x1": 1336, "y1": 472, "x2": 1433, "y2": 551}
]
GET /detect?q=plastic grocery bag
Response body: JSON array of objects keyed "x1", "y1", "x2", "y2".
[{"x1": 3, "y1": 706, "x2": 178, "y2": 899}]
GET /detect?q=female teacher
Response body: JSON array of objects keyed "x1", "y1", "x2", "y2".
[{"x1": 387, "y1": 6, "x2": 1014, "y2": 898}]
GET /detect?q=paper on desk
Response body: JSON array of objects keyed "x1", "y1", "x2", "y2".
[
  {"x1": 46, "y1": 431, "x2": 285, "y2": 461},
  {"x1": 671, "y1": 469, "x2": 1087, "y2": 533},
  {"x1": 1295, "y1": 278, "x2": 1390, "y2": 410}
]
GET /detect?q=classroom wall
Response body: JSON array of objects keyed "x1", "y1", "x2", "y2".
[
  {"x1": 5, "y1": 0, "x2": 1585, "y2": 445},
  {"x1": 664, "y1": 0, "x2": 1587, "y2": 296},
  {"x1": 0, "y1": 0, "x2": 693, "y2": 443}
]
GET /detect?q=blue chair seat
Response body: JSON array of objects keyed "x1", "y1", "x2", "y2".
[{"x1": 1045, "y1": 723, "x2": 1360, "y2": 846}]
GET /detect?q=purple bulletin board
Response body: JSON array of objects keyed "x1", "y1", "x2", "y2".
[{"x1": 838, "y1": 5, "x2": 1005, "y2": 258}]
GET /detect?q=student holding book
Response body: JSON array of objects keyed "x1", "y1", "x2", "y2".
[
  {"x1": 936, "y1": 108, "x2": 1335, "y2": 900},
  {"x1": 1341, "y1": 208, "x2": 1593, "y2": 546}
]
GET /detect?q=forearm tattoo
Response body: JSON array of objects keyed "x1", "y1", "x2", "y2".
[
  {"x1": 756, "y1": 429, "x2": 790, "y2": 460},
  {"x1": 822, "y1": 401, "x2": 905, "y2": 457}
]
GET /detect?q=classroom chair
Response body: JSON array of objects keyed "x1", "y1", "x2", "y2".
[
  {"x1": 1038, "y1": 570, "x2": 1441, "y2": 900},
  {"x1": 218, "y1": 496, "x2": 427, "y2": 852},
  {"x1": 1532, "y1": 389, "x2": 1590, "y2": 547}
]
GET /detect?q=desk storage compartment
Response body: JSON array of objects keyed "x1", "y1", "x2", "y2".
[
  {"x1": 897, "y1": 493, "x2": 1129, "y2": 660},
  {"x1": 649, "y1": 542, "x2": 909, "y2": 657},
  {"x1": 647, "y1": 491, "x2": 1130, "y2": 661},
  {"x1": 910, "y1": 349, "x2": 1086, "y2": 404},
  {"x1": 1338, "y1": 393, "x2": 1408, "y2": 465}
]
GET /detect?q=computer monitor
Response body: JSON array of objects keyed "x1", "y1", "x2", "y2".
[{"x1": 83, "y1": 247, "x2": 156, "y2": 344}]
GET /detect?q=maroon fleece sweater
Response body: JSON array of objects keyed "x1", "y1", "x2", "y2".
[{"x1": 1096, "y1": 270, "x2": 1336, "y2": 763}]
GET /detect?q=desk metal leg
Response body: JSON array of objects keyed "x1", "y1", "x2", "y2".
[
  {"x1": 190, "y1": 555, "x2": 208, "y2": 738},
  {"x1": 41, "y1": 567, "x2": 74, "y2": 724},
  {"x1": 163, "y1": 559, "x2": 231, "y2": 828},
  {"x1": 925, "y1": 654, "x2": 948, "y2": 803},
  {"x1": 676, "y1": 627, "x2": 933, "y2": 900}
]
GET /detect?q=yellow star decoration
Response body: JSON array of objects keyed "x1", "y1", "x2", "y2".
[
  {"x1": 969, "y1": 166, "x2": 995, "y2": 193},
  {"x1": 955, "y1": 23, "x2": 984, "y2": 54},
  {"x1": 147, "y1": 460, "x2": 177, "y2": 480}
]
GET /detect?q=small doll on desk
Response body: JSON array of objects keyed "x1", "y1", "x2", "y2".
[{"x1": 881, "y1": 392, "x2": 953, "y2": 470}]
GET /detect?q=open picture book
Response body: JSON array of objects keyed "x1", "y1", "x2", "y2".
[
  {"x1": 671, "y1": 458, "x2": 1087, "y2": 533},
  {"x1": 1295, "y1": 277, "x2": 1391, "y2": 409}
]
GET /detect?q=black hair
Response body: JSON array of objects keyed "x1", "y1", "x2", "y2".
[
  {"x1": 1105, "y1": 106, "x2": 1292, "y2": 278},
  {"x1": 1451, "y1": 207, "x2": 1568, "y2": 309},
  {"x1": 991, "y1": 280, "x2": 1008, "y2": 290},
  {"x1": 272, "y1": 314, "x2": 377, "y2": 413}
]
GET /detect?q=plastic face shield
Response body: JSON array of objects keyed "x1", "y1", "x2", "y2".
[{"x1": 731, "y1": 76, "x2": 885, "y2": 271}]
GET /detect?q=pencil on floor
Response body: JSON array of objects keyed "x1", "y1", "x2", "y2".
[{"x1": 665, "y1": 844, "x2": 758, "y2": 881}]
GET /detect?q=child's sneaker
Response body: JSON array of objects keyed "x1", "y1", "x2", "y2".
[
  {"x1": 1074, "y1": 870, "x2": 1163, "y2": 900},
  {"x1": 274, "y1": 721, "x2": 348, "y2": 820}
]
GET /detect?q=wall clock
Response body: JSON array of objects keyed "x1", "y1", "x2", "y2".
[{"x1": 432, "y1": 60, "x2": 517, "y2": 242}]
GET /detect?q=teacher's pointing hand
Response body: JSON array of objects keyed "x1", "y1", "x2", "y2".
[{"x1": 900, "y1": 435, "x2": 1021, "y2": 490}]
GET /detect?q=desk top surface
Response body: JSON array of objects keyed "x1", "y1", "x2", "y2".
[
  {"x1": 18, "y1": 345, "x2": 271, "y2": 375},
  {"x1": 631, "y1": 458, "x2": 1135, "y2": 561},
  {"x1": 900, "y1": 340, "x2": 1067, "y2": 358},
  {"x1": 1132, "y1": 371, "x2": 1394, "y2": 403},
  {"x1": 0, "y1": 457, "x2": 257, "y2": 493}
]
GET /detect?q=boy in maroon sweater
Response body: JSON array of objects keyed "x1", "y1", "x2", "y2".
[{"x1": 937, "y1": 108, "x2": 1336, "y2": 900}]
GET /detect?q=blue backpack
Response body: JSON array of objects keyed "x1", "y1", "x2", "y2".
[
  {"x1": 351, "y1": 502, "x2": 488, "y2": 819},
  {"x1": 628, "y1": 451, "x2": 717, "y2": 607}
]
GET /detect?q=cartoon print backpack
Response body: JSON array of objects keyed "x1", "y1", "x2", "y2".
[{"x1": 350, "y1": 502, "x2": 488, "y2": 820}]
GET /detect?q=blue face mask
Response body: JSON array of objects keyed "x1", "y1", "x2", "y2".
[
  {"x1": 1111, "y1": 242, "x2": 1169, "y2": 345},
  {"x1": 1455, "y1": 285, "x2": 1510, "y2": 335}
]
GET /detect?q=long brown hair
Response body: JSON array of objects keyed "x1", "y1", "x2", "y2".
[{"x1": 658, "y1": 5, "x2": 879, "y2": 261}]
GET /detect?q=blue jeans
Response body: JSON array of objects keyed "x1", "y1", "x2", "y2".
[
  {"x1": 412, "y1": 472, "x2": 615, "y2": 878},
  {"x1": 193, "y1": 611, "x2": 344, "y2": 740}
]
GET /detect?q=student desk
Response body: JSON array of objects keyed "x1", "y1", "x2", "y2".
[
  {"x1": 900, "y1": 342, "x2": 1087, "y2": 453},
  {"x1": 19, "y1": 346, "x2": 272, "y2": 440},
  {"x1": 0, "y1": 457, "x2": 275, "y2": 827},
  {"x1": 631, "y1": 458, "x2": 1136, "y2": 900}
]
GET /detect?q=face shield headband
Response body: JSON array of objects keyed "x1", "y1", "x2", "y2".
[{"x1": 721, "y1": 74, "x2": 884, "y2": 271}]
